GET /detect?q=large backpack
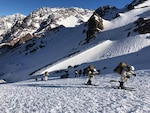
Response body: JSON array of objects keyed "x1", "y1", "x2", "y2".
[
  {"x1": 114, "y1": 62, "x2": 127, "y2": 74},
  {"x1": 88, "y1": 65, "x2": 95, "y2": 73}
]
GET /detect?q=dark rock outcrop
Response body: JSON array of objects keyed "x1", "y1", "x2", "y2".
[
  {"x1": 86, "y1": 12, "x2": 104, "y2": 43},
  {"x1": 134, "y1": 18, "x2": 150, "y2": 34},
  {"x1": 95, "y1": 6, "x2": 119, "y2": 20},
  {"x1": 126, "y1": 0, "x2": 148, "y2": 10},
  {"x1": 18, "y1": 33, "x2": 33, "y2": 44}
]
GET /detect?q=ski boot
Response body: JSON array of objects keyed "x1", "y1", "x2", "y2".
[
  {"x1": 86, "y1": 79, "x2": 92, "y2": 85},
  {"x1": 118, "y1": 82, "x2": 124, "y2": 89}
]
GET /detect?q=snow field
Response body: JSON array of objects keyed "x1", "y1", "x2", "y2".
[{"x1": 0, "y1": 69, "x2": 150, "y2": 113}]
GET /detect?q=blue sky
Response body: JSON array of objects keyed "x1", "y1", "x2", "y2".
[{"x1": 0, "y1": 0, "x2": 132, "y2": 16}]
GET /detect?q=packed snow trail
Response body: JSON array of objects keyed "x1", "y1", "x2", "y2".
[{"x1": 0, "y1": 70, "x2": 150, "y2": 113}]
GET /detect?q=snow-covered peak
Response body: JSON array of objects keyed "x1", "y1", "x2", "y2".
[
  {"x1": 0, "y1": 13, "x2": 25, "y2": 35},
  {"x1": 0, "y1": 7, "x2": 93, "y2": 47},
  {"x1": 29, "y1": 7, "x2": 93, "y2": 27}
]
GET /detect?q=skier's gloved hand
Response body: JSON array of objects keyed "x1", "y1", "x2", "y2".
[
  {"x1": 126, "y1": 75, "x2": 130, "y2": 78},
  {"x1": 133, "y1": 74, "x2": 136, "y2": 76}
]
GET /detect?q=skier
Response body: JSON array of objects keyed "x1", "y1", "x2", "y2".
[
  {"x1": 86, "y1": 65, "x2": 99, "y2": 85},
  {"x1": 74, "y1": 70, "x2": 78, "y2": 77},
  {"x1": 114, "y1": 62, "x2": 136, "y2": 89},
  {"x1": 78, "y1": 69, "x2": 82, "y2": 77},
  {"x1": 44, "y1": 71, "x2": 49, "y2": 81}
]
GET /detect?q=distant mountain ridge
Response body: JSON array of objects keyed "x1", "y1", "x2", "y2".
[
  {"x1": 0, "y1": 0, "x2": 149, "y2": 48},
  {"x1": 0, "y1": 7, "x2": 93, "y2": 47},
  {"x1": 0, "y1": 13, "x2": 25, "y2": 40}
]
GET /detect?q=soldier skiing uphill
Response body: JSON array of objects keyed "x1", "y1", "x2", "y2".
[
  {"x1": 86, "y1": 65, "x2": 99, "y2": 85},
  {"x1": 114, "y1": 62, "x2": 136, "y2": 89}
]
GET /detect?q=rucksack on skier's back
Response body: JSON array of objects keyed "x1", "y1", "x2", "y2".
[{"x1": 114, "y1": 62, "x2": 127, "y2": 74}]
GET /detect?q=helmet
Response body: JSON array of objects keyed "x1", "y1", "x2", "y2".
[{"x1": 129, "y1": 65, "x2": 135, "y2": 71}]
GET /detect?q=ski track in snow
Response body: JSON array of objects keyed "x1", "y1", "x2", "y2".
[{"x1": 0, "y1": 70, "x2": 150, "y2": 113}]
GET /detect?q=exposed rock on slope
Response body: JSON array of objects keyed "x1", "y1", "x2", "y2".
[
  {"x1": 86, "y1": 12, "x2": 103, "y2": 43},
  {"x1": 134, "y1": 18, "x2": 150, "y2": 34},
  {"x1": 126, "y1": 0, "x2": 148, "y2": 10}
]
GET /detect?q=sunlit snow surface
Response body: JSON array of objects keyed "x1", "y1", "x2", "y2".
[
  {"x1": 0, "y1": 69, "x2": 150, "y2": 113},
  {"x1": 0, "y1": 0, "x2": 150, "y2": 112}
]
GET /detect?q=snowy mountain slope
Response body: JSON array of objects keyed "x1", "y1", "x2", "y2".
[
  {"x1": 0, "y1": 0, "x2": 150, "y2": 113},
  {"x1": 33, "y1": 1, "x2": 150, "y2": 75},
  {"x1": 0, "y1": 0, "x2": 150, "y2": 83},
  {"x1": 0, "y1": 24, "x2": 89, "y2": 82},
  {"x1": 103, "y1": 0, "x2": 150, "y2": 30}
]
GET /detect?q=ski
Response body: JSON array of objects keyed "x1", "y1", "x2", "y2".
[
  {"x1": 109, "y1": 80, "x2": 120, "y2": 82},
  {"x1": 84, "y1": 83, "x2": 99, "y2": 86},
  {"x1": 112, "y1": 86, "x2": 136, "y2": 91}
]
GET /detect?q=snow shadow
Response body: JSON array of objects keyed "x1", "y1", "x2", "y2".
[{"x1": 20, "y1": 83, "x2": 108, "y2": 89}]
